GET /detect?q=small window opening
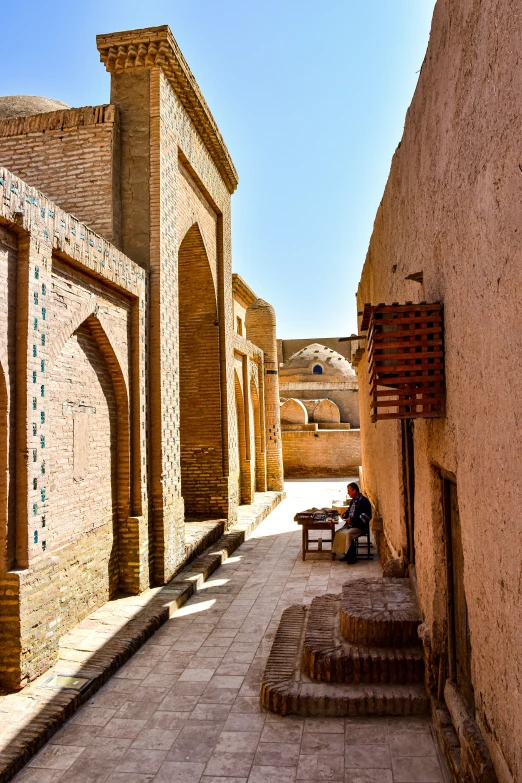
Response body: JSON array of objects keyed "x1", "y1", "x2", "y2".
[
  {"x1": 236, "y1": 316, "x2": 243, "y2": 336},
  {"x1": 313, "y1": 364, "x2": 323, "y2": 375}
]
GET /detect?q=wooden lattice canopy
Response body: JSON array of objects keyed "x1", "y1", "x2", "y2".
[{"x1": 360, "y1": 302, "x2": 445, "y2": 422}]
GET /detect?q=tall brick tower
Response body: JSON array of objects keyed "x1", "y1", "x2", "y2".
[{"x1": 96, "y1": 26, "x2": 239, "y2": 583}]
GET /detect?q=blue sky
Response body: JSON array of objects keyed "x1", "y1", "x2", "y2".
[{"x1": 1, "y1": 0, "x2": 435, "y2": 338}]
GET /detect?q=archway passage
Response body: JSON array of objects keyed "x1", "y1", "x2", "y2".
[
  {"x1": 178, "y1": 224, "x2": 225, "y2": 516},
  {"x1": 48, "y1": 318, "x2": 129, "y2": 632}
]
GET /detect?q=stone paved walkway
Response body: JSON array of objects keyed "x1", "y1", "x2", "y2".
[{"x1": 13, "y1": 479, "x2": 447, "y2": 783}]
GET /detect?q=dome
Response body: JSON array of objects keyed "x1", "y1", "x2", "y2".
[
  {"x1": 0, "y1": 96, "x2": 70, "y2": 119},
  {"x1": 280, "y1": 343, "x2": 356, "y2": 378}
]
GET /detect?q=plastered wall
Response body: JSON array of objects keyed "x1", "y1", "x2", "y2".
[{"x1": 357, "y1": 1, "x2": 522, "y2": 777}]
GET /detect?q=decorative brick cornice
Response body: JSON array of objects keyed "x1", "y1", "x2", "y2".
[
  {"x1": 232, "y1": 274, "x2": 258, "y2": 308},
  {"x1": 0, "y1": 167, "x2": 145, "y2": 299},
  {"x1": 0, "y1": 105, "x2": 116, "y2": 139},
  {"x1": 96, "y1": 26, "x2": 239, "y2": 194}
]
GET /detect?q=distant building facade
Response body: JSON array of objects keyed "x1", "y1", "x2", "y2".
[{"x1": 277, "y1": 341, "x2": 361, "y2": 477}]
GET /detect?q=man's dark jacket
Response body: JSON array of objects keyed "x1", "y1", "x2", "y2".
[{"x1": 342, "y1": 494, "x2": 372, "y2": 534}]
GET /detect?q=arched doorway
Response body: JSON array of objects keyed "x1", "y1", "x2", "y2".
[
  {"x1": 48, "y1": 316, "x2": 129, "y2": 632},
  {"x1": 178, "y1": 224, "x2": 225, "y2": 516}
]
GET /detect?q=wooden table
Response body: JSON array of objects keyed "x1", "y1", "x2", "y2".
[{"x1": 297, "y1": 518, "x2": 338, "y2": 561}]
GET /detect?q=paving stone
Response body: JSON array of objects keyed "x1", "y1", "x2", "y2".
[
  {"x1": 28, "y1": 745, "x2": 83, "y2": 771},
  {"x1": 254, "y1": 742, "x2": 301, "y2": 766},
  {"x1": 9, "y1": 481, "x2": 447, "y2": 783},
  {"x1": 392, "y1": 756, "x2": 444, "y2": 782}
]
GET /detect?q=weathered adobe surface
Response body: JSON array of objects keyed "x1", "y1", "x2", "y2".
[{"x1": 356, "y1": 0, "x2": 522, "y2": 779}]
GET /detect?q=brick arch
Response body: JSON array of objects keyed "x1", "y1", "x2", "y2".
[
  {"x1": 250, "y1": 376, "x2": 266, "y2": 492},
  {"x1": 177, "y1": 217, "x2": 216, "y2": 291},
  {"x1": 235, "y1": 370, "x2": 252, "y2": 504},
  {"x1": 178, "y1": 222, "x2": 226, "y2": 515},
  {"x1": 48, "y1": 301, "x2": 127, "y2": 387},
  {"x1": 46, "y1": 313, "x2": 131, "y2": 639},
  {"x1": 47, "y1": 299, "x2": 98, "y2": 373}
]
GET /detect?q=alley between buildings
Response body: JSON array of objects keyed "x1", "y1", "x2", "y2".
[{"x1": 14, "y1": 479, "x2": 445, "y2": 783}]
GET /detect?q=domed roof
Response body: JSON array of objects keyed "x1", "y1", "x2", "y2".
[
  {"x1": 280, "y1": 343, "x2": 356, "y2": 378},
  {"x1": 0, "y1": 96, "x2": 70, "y2": 119}
]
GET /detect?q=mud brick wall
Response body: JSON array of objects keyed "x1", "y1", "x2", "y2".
[
  {"x1": 245, "y1": 301, "x2": 284, "y2": 492},
  {"x1": 0, "y1": 168, "x2": 147, "y2": 688},
  {"x1": 356, "y1": 0, "x2": 522, "y2": 777},
  {"x1": 0, "y1": 106, "x2": 120, "y2": 244},
  {"x1": 282, "y1": 429, "x2": 361, "y2": 478},
  {"x1": 0, "y1": 227, "x2": 17, "y2": 571},
  {"x1": 157, "y1": 67, "x2": 238, "y2": 528},
  {"x1": 105, "y1": 39, "x2": 239, "y2": 584},
  {"x1": 178, "y1": 223, "x2": 227, "y2": 515}
]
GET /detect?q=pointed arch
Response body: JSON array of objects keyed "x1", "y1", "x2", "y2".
[
  {"x1": 48, "y1": 300, "x2": 128, "y2": 388},
  {"x1": 178, "y1": 223, "x2": 226, "y2": 515},
  {"x1": 46, "y1": 312, "x2": 132, "y2": 636}
]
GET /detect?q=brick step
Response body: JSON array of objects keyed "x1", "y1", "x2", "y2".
[
  {"x1": 340, "y1": 577, "x2": 421, "y2": 647},
  {"x1": 263, "y1": 676, "x2": 429, "y2": 718},
  {"x1": 303, "y1": 595, "x2": 423, "y2": 684},
  {"x1": 261, "y1": 603, "x2": 428, "y2": 717}
]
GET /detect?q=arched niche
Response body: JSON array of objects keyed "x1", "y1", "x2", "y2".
[
  {"x1": 178, "y1": 223, "x2": 225, "y2": 516},
  {"x1": 47, "y1": 315, "x2": 130, "y2": 631}
]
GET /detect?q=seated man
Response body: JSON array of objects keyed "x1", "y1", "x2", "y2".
[{"x1": 332, "y1": 482, "x2": 372, "y2": 563}]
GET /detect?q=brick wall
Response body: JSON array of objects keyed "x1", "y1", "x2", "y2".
[
  {"x1": 245, "y1": 301, "x2": 284, "y2": 492},
  {"x1": 0, "y1": 24, "x2": 285, "y2": 690},
  {"x1": 282, "y1": 429, "x2": 361, "y2": 478},
  {"x1": 0, "y1": 168, "x2": 147, "y2": 689},
  {"x1": 0, "y1": 227, "x2": 17, "y2": 571},
  {"x1": 48, "y1": 323, "x2": 119, "y2": 626},
  {"x1": 0, "y1": 106, "x2": 120, "y2": 244},
  {"x1": 179, "y1": 223, "x2": 227, "y2": 515}
]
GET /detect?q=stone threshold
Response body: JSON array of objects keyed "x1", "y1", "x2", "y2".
[{"x1": 0, "y1": 489, "x2": 284, "y2": 783}]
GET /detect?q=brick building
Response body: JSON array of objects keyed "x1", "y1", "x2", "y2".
[
  {"x1": 355, "y1": 1, "x2": 522, "y2": 780},
  {"x1": 277, "y1": 341, "x2": 361, "y2": 477},
  {"x1": 0, "y1": 25, "x2": 283, "y2": 690}
]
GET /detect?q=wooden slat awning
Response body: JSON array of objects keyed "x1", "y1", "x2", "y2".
[{"x1": 361, "y1": 302, "x2": 445, "y2": 422}]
